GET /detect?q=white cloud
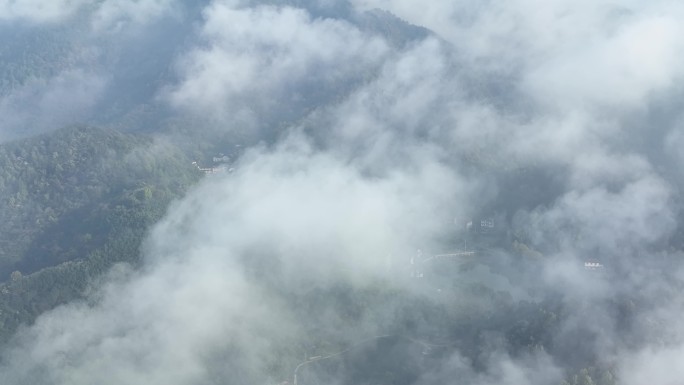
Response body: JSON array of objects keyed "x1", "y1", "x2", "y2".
[
  {"x1": 0, "y1": 69, "x2": 107, "y2": 142},
  {"x1": 1, "y1": 134, "x2": 471, "y2": 383},
  {"x1": 0, "y1": 0, "x2": 87, "y2": 23},
  {"x1": 166, "y1": 2, "x2": 389, "y2": 130},
  {"x1": 621, "y1": 345, "x2": 684, "y2": 385},
  {"x1": 524, "y1": 13, "x2": 684, "y2": 110},
  {"x1": 90, "y1": 0, "x2": 179, "y2": 33},
  {"x1": 0, "y1": 0, "x2": 177, "y2": 30},
  {"x1": 352, "y1": 0, "x2": 684, "y2": 110},
  {"x1": 3, "y1": 0, "x2": 684, "y2": 383}
]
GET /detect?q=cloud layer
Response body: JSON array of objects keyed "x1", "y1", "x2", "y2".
[{"x1": 2, "y1": 0, "x2": 684, "y2": 384}]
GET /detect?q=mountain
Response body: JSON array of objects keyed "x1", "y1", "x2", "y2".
[{"x1": 0, "y1": 125, "x2": 201, "y2": 343}]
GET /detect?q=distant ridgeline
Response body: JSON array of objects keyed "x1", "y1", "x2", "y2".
[{"x1": 0, "y1": 125, "x2": 201, "y2": 343}]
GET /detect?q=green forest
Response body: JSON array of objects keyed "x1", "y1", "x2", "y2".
[{"x1": 0, "y1": 125, "x2": 200, "y2": 343}]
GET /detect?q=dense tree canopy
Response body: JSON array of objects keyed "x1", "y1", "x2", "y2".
[{"x1": 0, "y1": 125, "x2": 201, "y2": 343}]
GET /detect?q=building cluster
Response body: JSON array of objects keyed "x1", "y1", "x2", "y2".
[
  {"x1": 192, "y1": 152, "x2": 235, "y2": 175},
  {"x1": 466, "y1": 217, "x2": 495, "y2": 233},
  {"x1": 584, "y1": 261, "x2": 604, "y2": 270}
]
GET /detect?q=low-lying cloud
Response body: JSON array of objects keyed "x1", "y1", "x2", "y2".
[
  {"x1": 0, "y1": 69, "x2": 107, "y2": 141},
  {"x1": 2, "y1": 0, "x2": 684, "y2": 384},
  {"x1": 166, "y1": 1, "x2": 389, "y2": 136}
]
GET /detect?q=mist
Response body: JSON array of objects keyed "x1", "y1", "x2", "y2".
[{"x1": 1, "y1": 0, "x2": 684, "y2": 384}]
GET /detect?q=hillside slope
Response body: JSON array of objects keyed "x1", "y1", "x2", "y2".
[{"x1": 0, "y1": 126, "x2": 201, "y2": 342}]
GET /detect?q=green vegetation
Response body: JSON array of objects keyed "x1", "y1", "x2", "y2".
[
  {"x1": 562, "y1": 367, "x2": 617, "y2": 385},
  {"x1": 0, "y1": 24, "x2": 84, "y2": 95},
  {"x1": 0, "y1": 125, "x2": 201, "y2": 343}
]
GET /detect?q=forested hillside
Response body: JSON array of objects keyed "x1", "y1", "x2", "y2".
[{"x1": 0, "y1": 126, "x2": 200, "y2": 343}]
